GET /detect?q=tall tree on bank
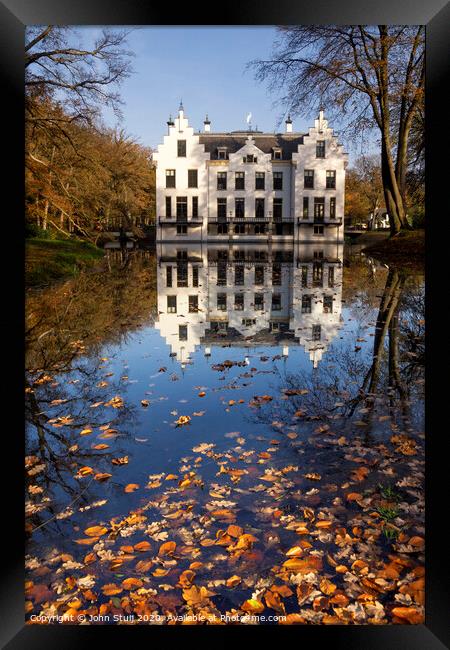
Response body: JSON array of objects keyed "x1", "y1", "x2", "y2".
[
  {"x1": 251, "y1": 26, "x2": 424, "y2": 235},
  {"x1": 25, "y1": 27, "x2": 155, "y2": 239}
]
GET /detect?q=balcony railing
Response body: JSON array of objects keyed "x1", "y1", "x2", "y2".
[
  {"x1": 208, "y1": 215, "x2": 294, "y2": 223},
  {"x1": 297, "y1": 217, "x2": 342, "y2": 226},
  {"x1": 158, "y1": 216, "x2": 204, "y2": 225}
]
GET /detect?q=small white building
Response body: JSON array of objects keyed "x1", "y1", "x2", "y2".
[{"x1": 153, "y1": 104, "x2": 348, "y2": 243}]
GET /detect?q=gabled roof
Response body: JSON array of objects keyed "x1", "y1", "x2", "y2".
[{"x1": 198, "y1": 133, "x2": 305, "y2": 160}]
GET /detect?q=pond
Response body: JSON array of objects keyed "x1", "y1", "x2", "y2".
[{"x1": 25, "y1": 242, "x2": 425, "y2": 625}]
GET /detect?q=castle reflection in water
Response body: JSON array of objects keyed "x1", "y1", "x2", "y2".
[{"x1": 155, "y1": 242, "x2": 343, "y2": 368}]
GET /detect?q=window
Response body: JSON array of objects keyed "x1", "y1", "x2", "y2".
[
  {"x1": 217, "y1": 198, "x2": 227, "y2": 220},
  {"x1": 177, "y1": 250, "x2": 188, "y2": 260},
  {"x1": 314, "y1": 197, "x2": 325, "y2": 220},
  {"x1": 166, "y1": 196, "x2": 172, "y2": 217},
  {"x1": 313, "y1": 261, "x2": 324, "y2": 286},
  {"x1": 211, "y1": 321, "x2": 228, "y2": 334},
  {"x1": 192, "y1": 196, "x2": 198, "y2": 218},
  {"x1": 217, "y1": 223, "x2": 228, "y2": 235},
  {"x1": 330, "y1": 197, "x2": 336, "y2": 218},
  {"x1": 301, "y1": 265, "x2": 308, "y2": 287},
  {"x1": 255, "y1": 198, "x2": 265, "y2": 218},
  {"x1": 316, "y1": 140, "x2": 325, "y2": 158},
  {"x1": 304, "y1": 170, "x2": 314, "y2": 189},
  {"x1": 302, "y1": 295, "x2": 312, "y2": 313},
  {"x1": 177, "y1": 224, "x2": 187, "y2": 235},
  {"x1": 217, "y1": 147, "x2": 227, "y2": 160},
  {"x1": 255, "y1": 172, "x2": 265, "y2": 190},
  {"x1": 326, "y1": 170, "x2": 336, "y2": 189},
  {"x1": 188, "y1": 169, "x2": 198, "y2": 188},
  {"x1": 192, "y1": 266, "x2": 199, "y2": 287},
  {"x1": 235, "y1": 172, "x2": 245, "y2": 190},
  {"x1": 255, "y1": 265, "x2": 264, "y2": 285},
  {"x1": 244, "y1": 154, "x2": 257, "y2": 163},
  {"x1": 273, "y1": 172, "x2": 283, "y2": 190},
  {"x1": 176, "y1": 197, "x2": 188, "y2": 220},
  {"x1": 217, "y1": 172, "x2": 227, "y2": 190},
  {"x1": 270, "y1": 321, "x2": 281, "y2": 332},
  {"x1": 235, "y1": 265, "x2": 244, "y2": 285},
  {"x1": 273, "y1": 148, "x2": 282, "y2": 160},
  {"x1": 177, "y1": 140, "x2": 186, "y2": 157},
  {"x1": 234, "y1": 250, "x2": 245, "y2": 260},
  {"x1": 314, "y1": 225, "x2": 324, "y2": 235},
  {"x1": 314, "y1": 250, "x2": 324, "y2": 259},
  {"x1": 323, "y1": 295, "x2": 333, "y2": 313},
  {"x1": 272, "y1": 263, "x2": 282, "y2": 286},
  {"x1": 189, "y1": 295, "x2": 198, "y2": 313},
  {"x1": 167, "y1": 295, "x2": 177, "y2": 313},
  {"x1": 179, "y1": 324, "x2": 188, "y2": 341},
  {"x1": 303, "y1": 197, "x2": 309, "y2": 219},
  {"x1": 312, "y1": 324, "x2": 321, "y2": 341},
  {"x1": 272, "y1": 294, "x2": 282, "y2": 311},
  {"x1": 166, "y1": 169, "x2": 176, "y2": 188},
  {"x1": 254, "y1": 223, "x2": 266, "y2": 234},
  {"x1": 234, "y1": 293, "x2": 244, "y2": 310},
  {"x1": 242, "y1": 318, "x2": 256, "y2": 327},
  {"x1": 254, "y1": 293, "x2": 264, "y2": 311},
  {"x1": 217, "y1": 293, "x2": 227, "y2": 311},
  {"x1": 273, "y1": 198, "x2": 283, "y2": 220},
  {"x1": 234, "y1": 223, "x2": 245, "y2": 234},
  {"x1": 217, "y1": 261, "x2": 227, "y2": 284},
  {"x1": 328, "y1": 266, "x2": 334, "y2": 288},
  {"x1": 166, "y1": 266, "x2": 172, "y2": 287},
  {"x1": 254, "y1": 250, "x2": 267, "y2": 261},
  {"x1": 177, "y1": 262, "x2": 188, "y2": 286},
  {"x1": 235, "y1": 198, "x2": 245, "y2": 219}
]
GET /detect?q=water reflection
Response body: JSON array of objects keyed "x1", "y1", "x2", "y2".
[
  {"x1": 25, "y1": 250, "x2": 156, "y2": 533},
  {"x1": 24, "y1": 243, "x2": 425, "y2": 625},
  {"x1": 155, "y1": 242, "x2": 344, "y2": 368}
]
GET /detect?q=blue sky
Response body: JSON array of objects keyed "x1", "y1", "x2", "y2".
[{"x1": 80, "y1": 27, "x2": 374, "y2": 163}]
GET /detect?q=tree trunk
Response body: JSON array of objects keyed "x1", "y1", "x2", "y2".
[
  {"x1": 381, "y1": 140, "x2": 409, "y2": 236},
  {"x1": 42, "y1": 199, "x2": 49, "y2": 230}
]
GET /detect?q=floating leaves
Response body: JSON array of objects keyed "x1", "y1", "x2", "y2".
[
  {"x1": 104, "y1": 396, "x2": 124, "y2": 408},
  {"x1": 124, "y1": 483, "x2": 139, "y2": 493},
  {"x1": 175, "y1": 415, "x2": 191, "y2": 427},
  {"x1": 158, "y1": 541, "x2": 176, "y2": 557},
  {"x1": 84, "y1": 525, "x2": 108, "y2": 537}
]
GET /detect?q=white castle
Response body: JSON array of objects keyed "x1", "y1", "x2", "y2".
[
  {"x1": 153, "y1": 103, "x2": 348, "y2": 243},
  {"x1": 155, "y1": 242, "x2": 344, "y2": 369}
]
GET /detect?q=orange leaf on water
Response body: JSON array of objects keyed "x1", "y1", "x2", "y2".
[
  {"x1": 124, "y1": 483, "x2": 139, "y2": 493},
  {"x1": 158, "y1": 541, "x2": 176, "y2": 556}
]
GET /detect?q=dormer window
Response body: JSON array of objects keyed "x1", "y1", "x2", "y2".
[
  {"x1": 244, "y1": 154, "x2": 257, "y2": 163},
  {"x1": 217, "y1": 147, "x2": 228, "y2": 160},
  {"x1": 272, "y1": 148, "x2": 282, "y2": 160}
]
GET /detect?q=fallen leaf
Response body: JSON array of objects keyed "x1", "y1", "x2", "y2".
[
  {"x1": 124, "y1": 483, "x2": 139, "y2": 493},
  {"x1": 84, "y1": 526, "x2": 108, "y2": 537}
]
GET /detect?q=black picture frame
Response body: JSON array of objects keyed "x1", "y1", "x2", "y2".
[{"x1": 2, "y1": 1, "x2": 448, "y2": 647}]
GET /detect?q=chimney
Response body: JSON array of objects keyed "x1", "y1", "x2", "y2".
[
  {"x1": 203, "y1": 114, "x2": 211, "y2": 132},
  {"x1": 167, "y1": 114, "x2": 174, "y2": 135},
  {"x1": 285, "y1": 114, "x2": 293, "y2": 133}
]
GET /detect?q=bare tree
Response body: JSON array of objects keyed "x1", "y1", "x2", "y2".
[
  {"x1": 25, "y1": 26, "x2": 133, "y2": 137},
  {"x1": 250, "y1": 26, "x2": 424, "y2": 235}
]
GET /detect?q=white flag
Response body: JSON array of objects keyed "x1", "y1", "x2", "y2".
[{"x1": 246, "y1": 112, "x2": 252, "y2": 124}]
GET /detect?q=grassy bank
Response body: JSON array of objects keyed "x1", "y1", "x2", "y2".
[
  {"x1": 26, "y1": 238, "x2": 104, "y2": 288},
  {"x1": 362, "y1": 229, "x2": 425, "y2": 269}
]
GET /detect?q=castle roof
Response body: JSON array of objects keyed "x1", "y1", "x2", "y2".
[{"x1": 198, "y1": 133, "x2": 306, "y2": 160}]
